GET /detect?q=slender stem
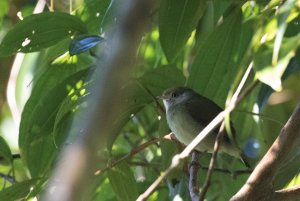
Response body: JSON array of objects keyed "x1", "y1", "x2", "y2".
[{"x1": 189, "y1": 151, "x2": 201, "y2": 201}]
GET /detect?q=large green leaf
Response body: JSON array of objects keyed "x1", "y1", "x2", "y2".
[
  {"x1": 0, "y1": 179, "x2": 38, "y2": 201},
  {"x1": 108, "y1": 162, "x2": 138, "y2": 201},
  {"x1": 187, "y1": 8, "x2": 244, "y2": 106},
  {"x1": 159, "y1": 0, "x2": 206, "y2": 62},
  {"x1": 0, "y1": 12, "x2": 87, "y2": 56},
  {"x1": 19, "y1": 54, "x2": 94, "y2": 178}
]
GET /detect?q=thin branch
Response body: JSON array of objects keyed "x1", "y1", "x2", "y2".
[
  {"x1": 199, "y1": 61, "x2": 254, "y2": 200},
  {"x1": 199, "y1": 166, "x2": 252, "y2": 177},
  {"x1": 199, "y1": 124, "x2": 225, "y2": 201},
  {"x1": 0, "y1": 173, "x2": 16, "y2": 184},
  {"x1": 137, "y1": 62, "x2": 259, "y2": 201},
  {"x1": 94, "y1": 134, "x2": 172, "y2": 175},
  {"x1": 43, "y1": 1, "x2": 154, "y2": 201},
  {"x1": 189, "y1": 151, "x2": 201, "y2": 201}
]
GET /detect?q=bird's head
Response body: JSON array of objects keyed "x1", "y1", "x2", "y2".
[{"x1": 160, "y1": 87, "x2": 195, "y2": 111}]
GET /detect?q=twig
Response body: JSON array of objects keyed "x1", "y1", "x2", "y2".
[
  {"x1": 199, "y1": 61, "x2": 254, "y2": 200},
  {"x1": 199, "y1": 124, "x2": 225, "y2": 201},
  {"x1": 189, "y1": 151, "x2": 201, "y2": 201},
  {"x1": 199, "y1": 166, "x2": 252, "y2": 177},
  {"x1": 94, "y1": 134, "x2": 172, "y2": 175},
  {"x1": 0, "y1": 173, "x2": 16, "y2": 184},
  {"x1": 137, "y1": 62, "x2": 258, "y2": 201},
  {"x1": 43, "y1": 1, "x2": 154, "y2": 201},
  {"x1": 0, "y1": 154, "x2": 21, "y2": 162}
]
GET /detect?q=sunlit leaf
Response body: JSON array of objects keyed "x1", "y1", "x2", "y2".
[
  {"x1": 19, "y1": 54, "x2": 94, "y2": 178},
  {"x1": 272, "y1": 0, "x2": 296, "y2": 66},
  {"x1": 0, "y1": 12, "x2": 87, "y2": 56},
  {"x1": 254, "y1": 33, "x2": 300, "y2": 91}
]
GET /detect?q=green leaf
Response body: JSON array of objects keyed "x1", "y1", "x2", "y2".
[
  {"x1": 159, "y1": 0, "x2": 206, "y2": 62},
  {"x1": 187, "y1": 8, "x2": 243, "y2": 106},
  {"x1": 0, "y1": 12, "x2": 88, "y2": 56},
  {"x1": 254, "y1": 33, "x2": 300, "y2": 91},
  {"x1": 19, "y1": 54, "x2": 94, "y2": 178},
  {"x1": 108, "y1": 163, "x2": 138, "y2": 201},
  {"x1": 0, "y1": 136, "x2": 12, "y2": 165},
  {"x1": 0, "y1": 179, "x2": 38, "y2": 201}
]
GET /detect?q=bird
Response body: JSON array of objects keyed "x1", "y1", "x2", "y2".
[{"x1": 160, "y1": 86, "x2": 249, "y2": 167}]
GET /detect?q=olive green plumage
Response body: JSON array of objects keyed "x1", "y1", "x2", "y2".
[{"x1": 161, "y1": 87, "x2": 249, "y2": 167}]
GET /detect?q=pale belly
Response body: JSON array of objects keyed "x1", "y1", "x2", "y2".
[{"x1": 166, "y1": 108, "x2": 216, "y2": 153}]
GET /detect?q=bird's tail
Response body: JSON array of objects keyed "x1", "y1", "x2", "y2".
[{"x1": 240, "y1": 152, "x2": 251, "y2": 168}]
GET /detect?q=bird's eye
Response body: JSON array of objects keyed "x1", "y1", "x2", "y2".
[{"x1": 171, "y1": 93, "x2": 177, "y2": 98}]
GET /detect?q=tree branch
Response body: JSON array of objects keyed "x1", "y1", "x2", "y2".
[
  {"x1": 231, "y1": 102, "x2": 300, "y2": 201},
  {"x1": 42, "y1": 1, "x2": 153, "y2": 201},
  {"x1": 199, "y1": 124, "x2": 225, "y2": 201},
  {"x1": 137, "y1": 63, "x2": 258, "y2": 201},
  {"x1": 189, "y1": 151, "x2": 201, "y2": 201}
]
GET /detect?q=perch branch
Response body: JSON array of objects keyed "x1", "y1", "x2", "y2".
[
  {"x1": 137, "y1": 63, "x2": 258, "y2": 200},
  {"x1": 189, "y1": 151, "x2": 201, "y2": 201}
]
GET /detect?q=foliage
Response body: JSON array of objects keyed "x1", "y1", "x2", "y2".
[{"x1": 0, "y1": 0, "x2": 300, "y2": 200}]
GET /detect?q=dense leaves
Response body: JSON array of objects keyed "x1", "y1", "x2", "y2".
[{"x1": 0, "y1": 0, "x2": 300, "y2": 200}]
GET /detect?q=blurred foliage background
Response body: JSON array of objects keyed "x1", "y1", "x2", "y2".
[{"x1": 0, "y1": 0, "x2": 300, "y2": 200}]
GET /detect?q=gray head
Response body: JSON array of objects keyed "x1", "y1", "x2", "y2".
[{"x1": 160, "y1": 87, "x2": 196, "y2": 111}]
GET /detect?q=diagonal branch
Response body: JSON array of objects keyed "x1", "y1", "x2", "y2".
[
  {"x1": 42, "y1": 1, "x2": 154, "y2": 201},
  {"x1": 137, "y1": 63, "x2": 259, "y2": 201}
]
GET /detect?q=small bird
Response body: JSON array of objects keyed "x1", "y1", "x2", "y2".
[{"x1": 160, "y1": 86, "x2": 249, "y2": 167}]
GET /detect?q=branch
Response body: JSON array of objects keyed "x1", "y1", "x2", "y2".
[
  {"x1": 230, "y1": 102, "x2": 300, "y2": 201},
  {"x1": 137, "y1": 63, "x2": 258, "y2": 201},
  {"x1": 199, "y1": 124, "x2": 225, "y2": 201},
  {"x1": 189, "y1": 151, "x2": 200, "y2": 201},
  {"x1": 42, "y1": 1, "x2": 154, "y2": 201},
  {"x1": 94, "y1": 134, "x2": 172, "y2": 175},
  {"x1": 0, "y1": 173, "x2": 16, "y2": 184}
]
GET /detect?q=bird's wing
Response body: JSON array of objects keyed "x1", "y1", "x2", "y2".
[{"x1": 185, "y1": 94, "x2": 236, "y2": 144}]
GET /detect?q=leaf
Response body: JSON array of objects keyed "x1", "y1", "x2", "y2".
[
  {"x1": 272, "y1": 0, "x2": 296, "y2": 65},
  {"x1": 69, "y1": 35, "x2": 105, "y2": 55},
  {"x1": 257, "y1": 56, "x2": 300, "y2": 110},
  {"x1": 187, "y1": 8, "x2": 244, "y2": 106},
  {"x1": 254, "y1": 33, "x2": 300, "y2": 91},
  {"x1": 108, "y1": 163, "x2": 138, "y2": 201},
  {"x1": 0, "y1": 179, "x2": 38, "y2": 201},
  {"x1": 0, "y1": 12, "x2": 88, "y2": 56},
  {"x1": 0, "y1": 136, "x2": 12, "y2": 165},
  {"x1": 159, "y1": 0, "x2": 206, "y2": 62},
  {"x1": 19, "y1": 54, "x2": 94, "y2": 178}
]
